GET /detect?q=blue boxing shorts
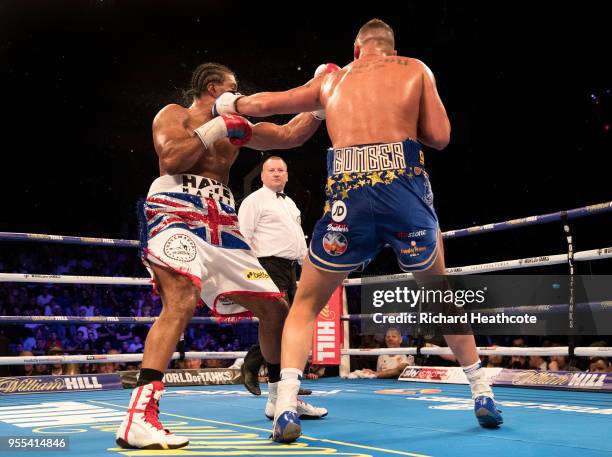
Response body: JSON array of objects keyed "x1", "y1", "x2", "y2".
[{"x1": 309, "y1": 138, "x2": 440, "y2": 273}]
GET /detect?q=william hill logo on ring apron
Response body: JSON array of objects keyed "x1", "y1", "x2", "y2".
[
  {"x1": 0, "y1": 374, "x2": 122, "y2": 395},
  {"x1": 312, "y1": 287, "x2": 342, "y2": 365}
]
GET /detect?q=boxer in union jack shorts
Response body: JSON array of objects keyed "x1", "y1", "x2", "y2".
[{"x1": 115, "y1": 62, "x2": 327, "y2": 450}]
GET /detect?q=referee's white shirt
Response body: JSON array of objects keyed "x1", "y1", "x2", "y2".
[{"x1": 238, "y1": 185, "x2": 307, "y2": 263}]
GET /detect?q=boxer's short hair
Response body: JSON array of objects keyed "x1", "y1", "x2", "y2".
[
  {"x1": 185, "y1": 62, "x2": 235, "y2": 100},
  {"x1": 356, "y1": 19, "x2": 395, "y2": 48}
]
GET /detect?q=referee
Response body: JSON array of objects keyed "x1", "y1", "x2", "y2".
[{"x1": 238, "y1": 156, "x2": 309, "y2": 395}]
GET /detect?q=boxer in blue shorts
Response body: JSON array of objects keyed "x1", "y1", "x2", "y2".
[
  {"x1": 215, "y1": 18, "x2": 503, "y2": 442},
  {"x1": 310, "y1": 138, "x2": 439, "y2": 273}
]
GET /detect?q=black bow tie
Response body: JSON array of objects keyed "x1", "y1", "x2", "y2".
[{"x1": 276, "y1": 192, "x2": 286, "y2": 199}]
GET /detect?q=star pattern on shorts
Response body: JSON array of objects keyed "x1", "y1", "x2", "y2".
[
  {"x1": 323, "y1": 200, "x2": 331, "y2": 214},
  {"x1": 340, "y1": 173, "x2": 352, "y2": 184},
  {"x1": 325, "y1": 169, "x2": 404, "y2": 200},
  {"x1": 369, "y1": 172, "x2": 384, "y2": 185},
  {"x1": 383, "y1": 170, "x2": 397, "y2": 184}
]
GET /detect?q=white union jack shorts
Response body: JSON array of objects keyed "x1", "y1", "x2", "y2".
[{"x1": 140, "y1": 175, "x2": 283, "y2": 317}]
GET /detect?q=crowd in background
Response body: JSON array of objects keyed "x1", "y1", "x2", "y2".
[{"x1": 0, "y1": 247, "x2": 610, "y2": 376}]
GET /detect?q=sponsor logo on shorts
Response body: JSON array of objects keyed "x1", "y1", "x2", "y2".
[
  {"x1": 163, "y1": 234, "x2": 197, "y2": 262},
  {"x1": 331, "y1": 201, "x2": 347, "y2": 222},
  {"x1": 244, "y1": 270, "x2": 271, "y2": 280},
  {"x1": 397, "y1": 230, "x2": 427, "y2": 239},
  {"x1": 400, "y1": 241, "x2": 427, "y2": 257},
  {"x1": 322, "y1": 232, "x2": 348, "y2": 256},
  {"x1": 327, "y1": 223, "x2": 349, "y2": 232},
  {"x1": 422, "y1": 173, "x2": 434, "y2": 207},
  {"x1": 332, "y1": 142, "x2": 406, "y2": 173},
  {"x1": 182, "y1": 174, "x2": 235, "y2": 207}
]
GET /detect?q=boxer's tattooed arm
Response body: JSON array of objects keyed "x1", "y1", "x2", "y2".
[
  {"x1": 247, "y1": 112, "x2": 321, "y2": 151},
  {"x1": 236, "y1": 80, "x2": 322, "y2": 117}
]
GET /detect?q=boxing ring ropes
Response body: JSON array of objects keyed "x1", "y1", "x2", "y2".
[{"x1": 1, "y1": 199, "x2": 612, "y2": 370}]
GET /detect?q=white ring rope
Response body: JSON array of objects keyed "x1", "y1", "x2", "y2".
[
  {"x1": 1, "y1": 246, "x2": 611, "y2": 287},
  {"x1": 0, "y1": 274, "x2": 151, "y2": 285},
  {"x1": 1, "y1": 347, "x2": 610, "y2": 366},
  {"x1": 346, "y1": 247, "x2": 612, "y2": 286},
  {"x1": 0, "y1": 351, "x2": 247, "y2": 366}
]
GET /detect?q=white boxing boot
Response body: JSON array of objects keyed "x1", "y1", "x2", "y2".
[
  {"x1": 265, "y1": 382, "x2": 328, "y2": 419},
  {"x1": 115, "y1": 381, "x2": 189, "y2": 449}
]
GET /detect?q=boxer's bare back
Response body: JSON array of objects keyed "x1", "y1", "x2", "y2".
[{"x1": 321, "y1": 56, "x2": 445, "y2": 149}]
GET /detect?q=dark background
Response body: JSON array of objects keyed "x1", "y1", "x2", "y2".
[{"x1": 1, "y1": 1, "x2": 610, "y2": 275}]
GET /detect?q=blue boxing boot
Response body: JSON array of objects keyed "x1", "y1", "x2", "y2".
[
  {"x1": 463, "y1": 361, "x2": 503, "y2": 428},
  {"x1": 272, "y1": 410, "x2": 302, "y2": 443},
  {"x1": 271, "y1": 368, "x2": 303, "y2": 443},
  {"x1": 474, "y1": 395, "x2": 503, "y2": 428}
]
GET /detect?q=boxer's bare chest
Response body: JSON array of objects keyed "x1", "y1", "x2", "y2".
[{"x1": 184, "y1": 112, "x2": 239, "y2": 184}]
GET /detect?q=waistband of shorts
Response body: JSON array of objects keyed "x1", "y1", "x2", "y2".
[
  {"x1": 148, "y1": 174, "x2": 235, "y2": 208},
  {"x1": 326, "y1": 138, "x2": 424, "y2": 175},
  {"x1": 258, "y1": 256, "x2": 299, "y2": 267}
]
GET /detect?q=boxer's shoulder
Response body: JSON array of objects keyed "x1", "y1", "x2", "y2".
[
  {"x1": 156, "y1": 103, "x2": 189, "y2": 118},
  {"x1": 153, "y1": 104, "x2": 190, "y2": 131}
]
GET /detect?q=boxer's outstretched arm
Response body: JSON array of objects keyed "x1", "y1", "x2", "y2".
[
  {"x1": 236, "y1": 80, "x2": 323, "y2": 117},
  {"x1": 153, "y1": 104, "x2": 205, "y2": 174},
  {"x1": 247, "y1": 112, "x2": 321, "y2": 151},
  {"x1": 417, "y1": 63, "x2": 451, "y2": 150}
]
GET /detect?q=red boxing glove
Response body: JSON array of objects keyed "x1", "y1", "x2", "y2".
[
  {"x1": 223, "y1": 114, "x2": 252, "y2": 146},
  {"x1": 312, "y1": 63, "x2": 340, "y2": 120},
  {"x1": 314, "y1": 63, "x2": 341, "y2": 78},
  {"x1": 194, "y1": 114, "x2": 252, "y2": 149}
]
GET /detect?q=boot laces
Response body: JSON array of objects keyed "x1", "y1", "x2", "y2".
[{"x1": 144, "y1": 395, "x2": 164, "y2": 431}]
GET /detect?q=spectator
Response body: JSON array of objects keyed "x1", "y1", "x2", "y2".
[
  {"x1": 116, "y1": 325, "x2": 133, "y2": 342},
  {"x1": 56, "y1": 289, "x2": 73, "y2": 310},
  {"x1": 508, "y1": 355, "x2": 528, "y2": 369},
  {"x1": 127, "y1": 336, "x2": 143, "y2": 353},
  {"x1": 68, "y1": 330, "x2": 90, "y2": 353},
  {"x1": 34, "y1": 362, "x2": 49, "y2": 376},
  {"x1": 19, "y1": 350, "x2": 35, "y2": 376},
  {"x1": 22, "y1": 332, "x2": 37, "y2": 352},
  {"x1": 484, "y1": 346, "x2": 507, "y2": 368},
  {"x1": 36, "y1": 288, "x2": 54, "y2": 307},
  {"x1": 32, "y1": 338, "x2": 48, "y2": 356},
  {"x1": 99, "y1": 349, "x2": 121, "y2": 374},
  {"x1": 548, "y1": 344, "x2": 570, "y2": 371},
  {"x1": 350, "y1": 328, "x2": 415, "y2": 379},
  {"x1": 47, "y1": 346, "x2": 65, "y2": 376},
  {"x1": 511, "y1": 337, "x2": 526, "y2": 347},
  {"x1": 87, "y1": 326, "x2": 99, "y2": 344},
  {"x1": 185, "y1": 358, "x2": 202, "y2": 370},
  {"x1": 45, "y1": 332, "x2": 63, "y2": 350},
  {"x1": 305, "y1": 360, "x2": 326, "y2": 380},
  {"x1": 589, "y1": 357, "x2": 610, "y2": 373},
  {"x1": 528, "y1": 355, "x2": 548, "y2": 371}
]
